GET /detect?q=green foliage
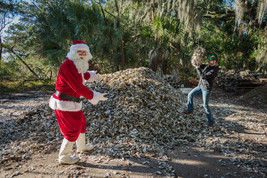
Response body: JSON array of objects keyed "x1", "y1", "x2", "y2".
[
  {"x1": 0, "y1": 59, "x2": 56, "y2": 94},
  {"x1": 0, "y1": 77, "x2": 56, "y2": 94},
  {"x1": 34, "y1": 1, "x2": 102, "y2": 65},
  {"x1": 0, "y1": 59, "x2": 20, "y2": 78},
  {"x1": 1, "y1": 0, "x2": 266, "y2": 93},
  {"x1": 198, "y1": 15, "x2": 266, "y2": 73}
]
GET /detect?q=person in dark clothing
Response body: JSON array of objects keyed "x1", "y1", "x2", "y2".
[{"x1": 184, "y1": 53, "x2": 220, "y2": 126}]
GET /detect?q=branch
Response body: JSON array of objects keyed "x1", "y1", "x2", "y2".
[
  {"x1": 203, "y1": 11, "x2": 235, "y2": 19},
  {"x1": 104, "y1": 9, "x2": 116, "y2": 18},
  {"x1": 3, "y1": 44, "x2": 39, "y2": 78},
  {"x1": 0, "y1": 12, "x2": 14, "y2": 32}
]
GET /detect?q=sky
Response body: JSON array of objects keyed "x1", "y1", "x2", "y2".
[
  {"x1": 1, "y1": 16, "x2": 20, "y2": 36},
  {"x1": 1, "y1": 0, "x2": 32, "y2": 37}
]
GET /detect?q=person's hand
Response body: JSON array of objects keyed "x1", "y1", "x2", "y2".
[
  {"x1": 87, "y1": 71, "x2": 99, "y2": 82},
  {"x1": 192, "y1": 63, "x2": 199, "y2": 68},
  {"x1": 89, "y1": 91, "x2": 108, "y2": 105}
]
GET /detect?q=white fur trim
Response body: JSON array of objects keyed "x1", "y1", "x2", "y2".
[
  {"x1": 70, "y1": 44, "x2": 89, "y2": 51},
  {"x1": 49, "y1": 96, "x2": 82, "y2": 111},
  {"x1": 82, "y1": 73, "x2": 85, "y2": 84}
]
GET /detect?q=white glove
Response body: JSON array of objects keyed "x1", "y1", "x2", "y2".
[
  {"x1": 87, "y1": 71, "x2": 99, "y2": 82},
  {"x1": 89, "y1": 91, "x2": 108, "y2": 105}
]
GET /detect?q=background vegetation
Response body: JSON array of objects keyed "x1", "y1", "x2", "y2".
[{"x1": 0, "y1": 0, "x2": 266, "y2": 93}]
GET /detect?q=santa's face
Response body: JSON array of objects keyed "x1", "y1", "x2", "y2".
[
  {"x1": 67, "y1": 47, "x2": 91, "y2": 73},
  {"x1": 77, "y1": 50, "x2": 87, "y2": 60},
  {"x1": 69, "y1": 50, "x2": 89, "y2": 73}
]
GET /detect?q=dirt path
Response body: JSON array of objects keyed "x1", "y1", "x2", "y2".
[
  {"x1": 0, "y1": 89, "x2": 266, "y2": 177},
  {"x1": 0, "y1": 91, "x2": 53, "y2": 122}
]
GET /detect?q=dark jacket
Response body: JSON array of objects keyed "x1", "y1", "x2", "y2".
[{"x1": 197, "y1": 64, "x2": 219, "y2": 91}]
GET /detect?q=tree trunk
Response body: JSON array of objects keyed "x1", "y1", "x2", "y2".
[
  {"x1": 161, "y1": 50, "x2": 169, "y2": 74},
  {"x1": 114, "y1": 0, "x2": 125, "y2": 70},
  {"x1": 148, "y1": 48, "x2": 159, "y2": 72},
  {"x1": 98, "y1": 1, "x2": 116, "y2": 71},
  {"x1": 98, "y1": 0, "x2": 107, "y2": 25},
  {"x1": 161, "y1": 58, "x2": 168, "y2": 74},
  {"x1": 149, "y1": 0, "x2": 161, "y2": 72},
  {"x1": 152, "y1": 0, "x2": 155, "y2": 21},
  {"x1": 0, "y1": 36, "x2": 2, "y2": 61}
]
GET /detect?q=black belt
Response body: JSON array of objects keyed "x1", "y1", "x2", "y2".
[{"x1": 55, "y1": 91, "x2": 81, "y2": 103}]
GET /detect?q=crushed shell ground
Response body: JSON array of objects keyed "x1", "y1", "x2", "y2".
[{"x1": 0, "y1": 67, "x2": 266, "y2": 177}]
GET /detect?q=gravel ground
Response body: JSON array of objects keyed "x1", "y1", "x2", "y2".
[
  {"x1": 0, "y1": 86, "x2": 266, "y2": 178},
  {"x1": 0, "y1": 91, "x2": 53, "y2": 122}
]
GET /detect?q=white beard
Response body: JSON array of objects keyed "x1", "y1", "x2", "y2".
[
  {"x1": 73, "y1": 58, "x2": 89, "y2": 74},
  {"x1": 67, "y1": 51, "x2": 90, "y2": 73}
]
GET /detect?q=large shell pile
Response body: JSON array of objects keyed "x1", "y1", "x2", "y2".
[
  {"x1": 0, "y1": 67, "x2": 212, "y2": 164},
  {"x1": 83, "y1": 67, "x2": 216, "y2": 157},
  {"x1": 163, "y1": 74, "x2": 180, "y2": 89},
  {"x1": 191, "y1": 47, "x2": 206, "y2": 68}
]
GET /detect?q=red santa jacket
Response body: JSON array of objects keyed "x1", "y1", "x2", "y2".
[{"x1": 49, "y1": 59, "x2": 93, "y2": 111}]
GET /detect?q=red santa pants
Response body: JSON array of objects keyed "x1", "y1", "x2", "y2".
[{"x1": 55, "y1": 110, "x2": 86, "y2": 142}]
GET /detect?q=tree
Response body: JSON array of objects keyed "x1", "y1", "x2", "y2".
[
  {"x1": 0, "y1": 0, "x2": 21, "y2": 61},
  {"x1": 118, "y1": 0, "x2": 267, "y2": 73},
  {"x1": 2, "y1": 0, "x2": 267, "y2": 79}
]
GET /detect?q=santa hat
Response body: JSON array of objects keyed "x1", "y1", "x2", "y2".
[{"x1": 69, "y1": 40, "x2": 93, "y2": 60}]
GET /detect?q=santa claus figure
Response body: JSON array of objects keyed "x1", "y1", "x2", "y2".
[{"x1": 49, "y1": 40, "x2": 108, "y2": 164}]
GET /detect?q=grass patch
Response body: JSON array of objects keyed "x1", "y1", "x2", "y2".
[{"x1": 0, "y1": 78, "x2": 56, "y2": 94}]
